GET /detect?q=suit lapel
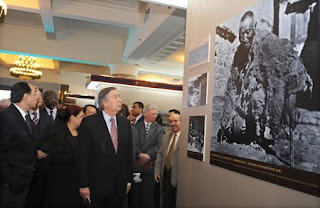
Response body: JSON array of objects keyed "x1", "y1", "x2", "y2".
[
  {"x1": 146, "y1": 123, "x2": 156, "y2": 137},
  {"x1": 138, "y1": 122, "x2": 148, "y2": 145},
  {"x1": 96, "y1": 112, "x2": 116, "y2": 154},
  {"x1": 174, "y1": 134, "x2": 180, "y2": 153},
  {"x1": 167, "y1": 132, "x2": 179, "y2": 153},
  {"x1": 164, "y1": 132, "x2": 172, "y2": 151},
  {"x1": 116, "y1": 115, "x2": 126, "y2": 154},
  {"x1": 10, "y1": 104, "x2": 33, "y2": 137}
]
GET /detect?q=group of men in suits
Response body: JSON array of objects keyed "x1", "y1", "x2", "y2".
[
  {"x1": 25, "y1": 87, "x2": 51, "y2": 208},
  {"x1": 0, "y1": 82, "x2": 181, "y2": 208},
  {"x1": 25, "y1": 89, "x2": 64, "y2": 208},
  {"x1": 0, "y1": 82, "x2": 65, "y2": 208},
  {"x1": 129, "y1": 102, "x2": 181, "y2": 208}
]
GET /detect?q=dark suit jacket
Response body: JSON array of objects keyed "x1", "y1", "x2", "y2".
[
  {"x1": 25, "y1": 110, "x2": 51, "y2": 208},
  {"x1": 77, "y1": 112, "x2": 133, "y2": 197},
  {"x1": 33, "y1": 110, "x2": 51, "y2": 153},
  {"x1": 134, "y1": 115, "x2": 144, "y2": 125},
  {"x1": 133, "y1": 121, "x2": 164, "y2": 172},
  {"x1": 0, "y1": 104, "x2": 37, "y2": 194},
  {"x1": 46, "y1": 124, "x2": 82, "y2": 207},
  {"x1": 41, "y1": 108, "x2": 64, "y2": 131}
]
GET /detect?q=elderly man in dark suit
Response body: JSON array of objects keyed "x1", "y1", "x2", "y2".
[
  {"x1": 131, "y1": 104, "x2": 164, "y2": 208},
  {"x1": 25, "y1": 87, "x2": 51, "y2": 208},
  {"x1": 77, "y1": 87, "x2": 133, "y2": 208},
  {"x1": 0, "y1": 82, "x2": 38, "y2": 208},
  {"x1": 155, "y1": 112, "x2": 181, "y2": 208}
]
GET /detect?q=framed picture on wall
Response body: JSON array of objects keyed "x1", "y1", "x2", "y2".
[
  {"x1": 187, "y1": 115, "x2": 206, "y2": 161},
  {"x1": 210, "y1": 0, "x2": 320, "y2": 197},
  {"x1": 188, "y1": 72, "x2": 208, "y2": 107},
  {"x1": 188, "y1": 35, "x2": 210, "y2": 69}
]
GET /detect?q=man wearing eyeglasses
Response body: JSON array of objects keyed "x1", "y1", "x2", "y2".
[
  {"x1": 131, "y1": 104, "x2": 164, "y2": 208},
  {"x1": 25, "y1": 88, "x2": 51, "y2": 208}
]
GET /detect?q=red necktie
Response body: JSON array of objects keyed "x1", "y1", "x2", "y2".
[{"x1": 110, "y1": 118, "x2": 118, "y2": 153}]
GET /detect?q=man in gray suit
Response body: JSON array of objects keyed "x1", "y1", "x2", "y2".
[
  {"x1": 131, "y1": 104, "x2": 164, "y2": 208},
  {"x1": 154, "y1": 112, "x2": 181, "y2": 208}
]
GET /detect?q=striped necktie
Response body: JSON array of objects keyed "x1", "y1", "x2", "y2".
[
  {"x1": 145, "y1": 123, "x2": 151, "y2": 134},
  {"x1": 32, "y1": 112, "x2": 39, "y2": 125}
]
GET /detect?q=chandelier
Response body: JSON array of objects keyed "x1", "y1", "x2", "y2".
[
  {"x1": 0, "y1": 0, "x2": 7, "y2": 23},
  {"x1": 10, "y1": 55, "x2": 42, "y2": 80}
]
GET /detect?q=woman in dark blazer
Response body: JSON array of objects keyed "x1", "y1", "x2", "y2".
[{"x1": 45, "y1": 104, "x2": 84, "y2": 208}]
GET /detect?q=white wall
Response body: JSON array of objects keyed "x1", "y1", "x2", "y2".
[{"x1": 177, "y1": 0, "x2": 320, "y2": 207}]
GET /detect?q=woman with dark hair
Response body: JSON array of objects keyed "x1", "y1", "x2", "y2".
[
  {"x1": 117, "y1": 103, "x2": 129, "y2": 118},
  {"x1": 45, "y1": 105, "x2": 84, "y2": 208}
]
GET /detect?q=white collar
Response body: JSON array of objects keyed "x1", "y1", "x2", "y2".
[
  {"x1": 173, "y1": 131, "x2": 181, "y2": 137},
  {"x1": 45, "y1": 107, "x2": 57, "y2": 115},
  {"x1": 29, "y1": 108, "x2": 40, "y2": 119},
  {"x1": 144, "y1": 120, "x2": 152, "y2": 126},
  {"x1": 102, "y1": 110, "x2": 117, "y2": 125},
  {"x1": 135, "y1": 114, "x2": 142, "y2": 122},
  {"x1": 13, "y1": 103, "x2": 28, "y2": 121}
]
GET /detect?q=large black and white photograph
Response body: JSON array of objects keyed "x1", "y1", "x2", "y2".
[
  {"x1": 210, "y1": 0, "x2": 320, "y2": 196},
  {"x1": 188, "y1": 115, "x2": 205, "y2": 161},
  {"x1": 188, "y1": 73, "x2": 208, "y2": 107}
]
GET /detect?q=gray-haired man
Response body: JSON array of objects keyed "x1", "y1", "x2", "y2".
[
  {"x1": 77, "y1": 87, "x2": 133, "y2": 208},
  {"x1": 131, "y1": 104, "x2": 164, "y2": 208}
]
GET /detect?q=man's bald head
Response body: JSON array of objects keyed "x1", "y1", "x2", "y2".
[
  {"x1": 239, "y1": 11, "x2": 256, "y2": 50},
  {"x1": 43, "y1": 90, "x2": 58, "y2": 110}
]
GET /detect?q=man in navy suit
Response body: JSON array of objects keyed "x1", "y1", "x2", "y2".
[
  {"x1": 77, "y1": 87, "x2": 133, "y2": 208},
  {"x1": 25, "y1": 88, "x2": 51, "y2": 208},
  {"x1": 131, "y1": 101, "x2": 144, "y2": 125},
  {"x1": 0, "y1": 82, "x2": 38, "y2": 208}
]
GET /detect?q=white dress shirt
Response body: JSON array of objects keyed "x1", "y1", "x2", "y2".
[
  {"x1": 29, "y1": 108, "x2": 40, "y2": 121},
  {"x1": 13, "y1": 103, "x2": 27, "y2": 121},
  {"x1": 167, "y1": 131, "x2": 180, "y2": 154},
  {"x1": 45, "y1": 107, "x2": 57, "y2": 120},
  {"x1": 102, "y1": 111, "x2": 117, "y2": 136}
]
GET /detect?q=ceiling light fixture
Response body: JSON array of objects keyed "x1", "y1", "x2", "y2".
[
  {"x1": 10, "y1": 55, "x2": 42, "y2": 80},
  {"x1": 0, "y1": 0, "x2": 7, "y2": 23}
]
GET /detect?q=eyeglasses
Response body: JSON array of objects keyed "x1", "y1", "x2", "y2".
[
  {"x1": 27, "y1": 90, "x2": 38, "y2": 98},
  {"x1": 149, "y1": 112, "x2": 158, "y2": 117}
]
